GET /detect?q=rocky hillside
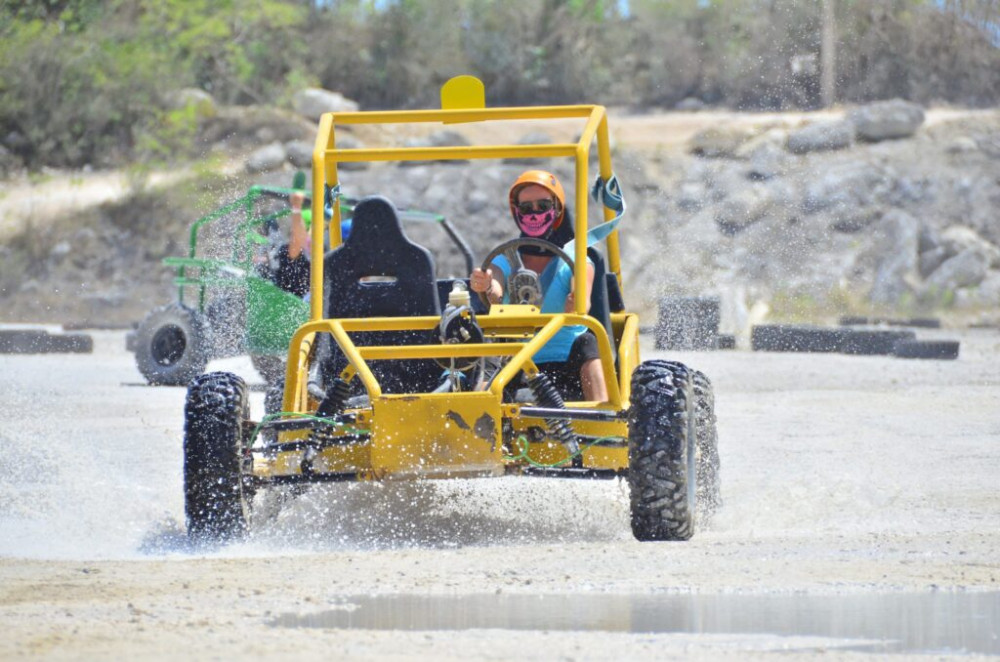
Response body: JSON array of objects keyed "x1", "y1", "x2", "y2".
[{"x1": 1, "y1": 91, "x2": 998, "y2": 330}]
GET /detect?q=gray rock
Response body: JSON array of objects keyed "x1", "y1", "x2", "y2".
[
  {"x1": 849, "y1": 100, "x2": 925, "y2": 141},
  {"x1": 285, "y1": 140, "x2": 313, "y2": 169},
  {"x1": 715, "y1": 186, "x2": 773, "y2": 235},
  {"x1": 947, "y1": 136, "x2": 979, "y2": 154},
  {"x1": 971, "y1": 270, "x2": 1000, "y2": 306},
  {"x1": 675, "y1": 97, "x2": 706, "y2": 112},
  {"x1": 802, "y1": 162, "x2": 889, "y2": 214},
  {"x1": 427, "y1": 130, "x2": 471, "y2": 147},
  {"x1": 924, "y1": 248, "x2": 991, "y2": 291},
  {"x1": 50, "y1": 241, "x2": 72, "y2": 260},
  {"x1": 918, "y1": 224, "x2": 942, "y2": 254},
  {"x1": 676, "y1": 181, "x2": 707, "y2": 211},
  {"x1": 292, "y1": 88, "x2": 359, "y2": 121},
  {"x1": 869, "y1": 209, "x2": 920, "y2": 305},
  {"x1": 245, "y1": 142, "x2": 287, "y2": 173},
  {"x1": 919, "y1": 246, "x2": 950, "y2": 278},
  {"x1": 689, "y1": 125, "x2": 758, "y2": 158},
  {"x1": 168, "y1": 88, "x2": 216, "y2": 113},
  {"x1": 745, "y1": 142, "x2": 787, "y2": 181},
  {"x1": 785, "y1": 119, "x2": 854, "y2": 154},
  {"x1": 939, "y1": 225, "x2": 1000, "y2": 268},
  {"x1": 830, "y1": 207, "x2": 880, "y2": 233}
]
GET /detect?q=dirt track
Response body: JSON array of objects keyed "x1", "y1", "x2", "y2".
[{"x1": 1, "y1": 328, "x2": 998, "y2": 659}]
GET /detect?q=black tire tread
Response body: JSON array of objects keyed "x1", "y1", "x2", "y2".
[
  {"x1": 628, "y1": 360, "x2": 696, "y2": 541},
  {"x1": 184, "y1": 371, "x2": 251, "y2": 542}
]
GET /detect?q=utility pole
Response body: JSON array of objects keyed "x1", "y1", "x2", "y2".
[{"x1": 821, "y1": 0, "x2": 837, "y2": 108}]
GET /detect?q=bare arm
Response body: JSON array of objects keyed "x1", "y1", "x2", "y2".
[{"x1": 287, "y1": 191, "x2": 309, "y2": 260}]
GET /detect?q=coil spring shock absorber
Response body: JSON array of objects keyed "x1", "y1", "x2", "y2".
[
  {"x1": 316, "y1": 377, "x2": 351, "y2": 418},
  {"x1": 527, "y1": 373, "x2": 581, "y2": 459}
]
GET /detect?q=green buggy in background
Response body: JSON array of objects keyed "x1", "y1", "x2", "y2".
[{"x1": 129, "y1": 175, "x2": 474, "y2": 386}]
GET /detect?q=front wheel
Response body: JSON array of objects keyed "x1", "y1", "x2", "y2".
[
  {"x1": 628, "y1": 360, "x2": 698, "y2": 541},
  {"x1": 184, "y1": 372, "x2": 252, "y2": 542}
]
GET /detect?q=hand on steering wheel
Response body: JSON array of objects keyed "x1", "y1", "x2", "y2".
[{"x1": 476, "y1": 238, "x2": 575, "y2": 309}]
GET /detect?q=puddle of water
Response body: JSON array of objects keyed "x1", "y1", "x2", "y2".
[{"x1": 272, "y1": 592, "x2": 1000, "y2": 655}]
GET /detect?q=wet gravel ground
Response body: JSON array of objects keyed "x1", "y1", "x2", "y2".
[{"x1": 0, "y1": 328, "x2": 998, "y2": 659}]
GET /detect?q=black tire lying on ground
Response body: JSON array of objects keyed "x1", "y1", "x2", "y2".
[
  {"x1": 893, "y1": 339, "x2": 960, "y2": 360},
  {"x1": 839, "y1": 315, "x2": 941, "y2": 329},
  {"x1": 184, "y1": 372, "x2": 252, "y2": 543},
  {"x1": 751, "y1": 325, "x2": 845, "y2": 353},
  {"x1": 888, "y1": 317, "x2": 941, "y2": 329},
  {"x1": 839, "y1": 328, "x2": 916, "y2": 355},
  {"x1": 134, "y1": 303, "x2": 211, "y2": 386},
  {"x1": 0, "y1": 329, "x2": 92, "y2": 354},
  {"x1": 628, "y1": 360, "x2": 698, "y2": 541}
]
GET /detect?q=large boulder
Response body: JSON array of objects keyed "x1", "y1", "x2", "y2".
[
  {"x1": 869, "y1": 209, "x2": 920, "y2": 305},
  {"x1": 785, "y1": 119, "x2": 854, "y2": 154},
  {"x1": 939, "y1": 225, "x2": 1000, "y2": 268},
  {"x1": 924, "y1": 248, "x2": 992, "y2": 291},
  {"x1": 714, "y1": 186, "x2": 774, "y2": 236},
  {"x1": 802, "y1": 162, "x2": 891, "y2": 214},
  {"x1": 245, "y1": 142, "x2": 286, "y2": 173},
  {"x1": 292, "y1": 88, "x2": 359, "y2": 121},
  {"x1": 689, "y1": 125, "x2": 758, "y2": 158},
  {"x1": 848, "y1": 100, "x2": 925, "y2": 142}
]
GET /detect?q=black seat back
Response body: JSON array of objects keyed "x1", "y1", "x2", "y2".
[
  {"x1": 321, "y1": 196, "x2": 442, "y2": 393},
  {"x1": 586, "y1": 246, "x2": 616, "y2": 362},
  {"x1": 324, "y1": 196, "x2": 440, "y2": 319}
]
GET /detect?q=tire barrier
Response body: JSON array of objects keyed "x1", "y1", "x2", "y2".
[
  {"x1": 750, "y1": 323, "x2": 960, "y2": 360},
  {"x1": 750, "y1": 325, "x2": 845, "y2": 353},
  {"x1": 893, "y1": 339, "x2": 960, "y2": 360},
  {"x1": 839, "y1": 328, "x2": 917, "y2": 356},
  {"x1": 839, "y1": 315, "x2": 941, "y2": 329},
  {"x1": 0, "y1": 328, "x2": 94, "y2": 354}
]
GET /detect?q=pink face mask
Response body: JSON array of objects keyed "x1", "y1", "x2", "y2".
[{"x1": 516, "y1": 208, "x2": 557, "y2": 237}]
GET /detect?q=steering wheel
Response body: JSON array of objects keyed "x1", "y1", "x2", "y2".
[{"x1": 478, "y1": 238, "x2": 575, "y2": 309}]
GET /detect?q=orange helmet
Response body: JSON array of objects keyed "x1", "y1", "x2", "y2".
[{"x1": 508, "y1": 169, "x2": 566, "y2": 227}]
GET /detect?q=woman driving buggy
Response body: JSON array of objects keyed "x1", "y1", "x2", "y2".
[{"x1": 470, "y1": 170, "x2": 609, "y2": 403}]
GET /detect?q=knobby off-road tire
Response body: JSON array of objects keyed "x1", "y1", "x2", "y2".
[
  {"x1": 135, "y1": 303, "x2": 210, "y2": 386},
  {"x1": 628, "y1": 360, "x2": 700, "y2": 541},
  {"x1": 692, "y1": 369, "x2": 721, "y2": 520},
  {"x1": 184, "y1": 372, "x2": 252, "y2": 542}
]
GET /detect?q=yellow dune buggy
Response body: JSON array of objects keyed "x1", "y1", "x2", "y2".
[{"x1": 183, "y1": 76, "x2": 720, "y2": 543}]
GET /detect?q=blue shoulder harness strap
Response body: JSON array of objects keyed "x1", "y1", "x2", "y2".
[{"x1": 561, "y1": 173, "x2": 627, "y2": 256}]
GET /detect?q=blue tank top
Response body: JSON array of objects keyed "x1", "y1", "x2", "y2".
[{"x1": 491, "y1": 253, "x2": 591, "y2": 364}]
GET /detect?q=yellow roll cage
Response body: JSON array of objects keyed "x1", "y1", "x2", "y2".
[{"x1": 284, "y1": 75, "x2": 637, "y2": 415}]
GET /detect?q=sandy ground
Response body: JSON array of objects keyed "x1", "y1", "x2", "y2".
[{"x1": 0, "y1": 328, "x2": 998, "y2": 659}]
